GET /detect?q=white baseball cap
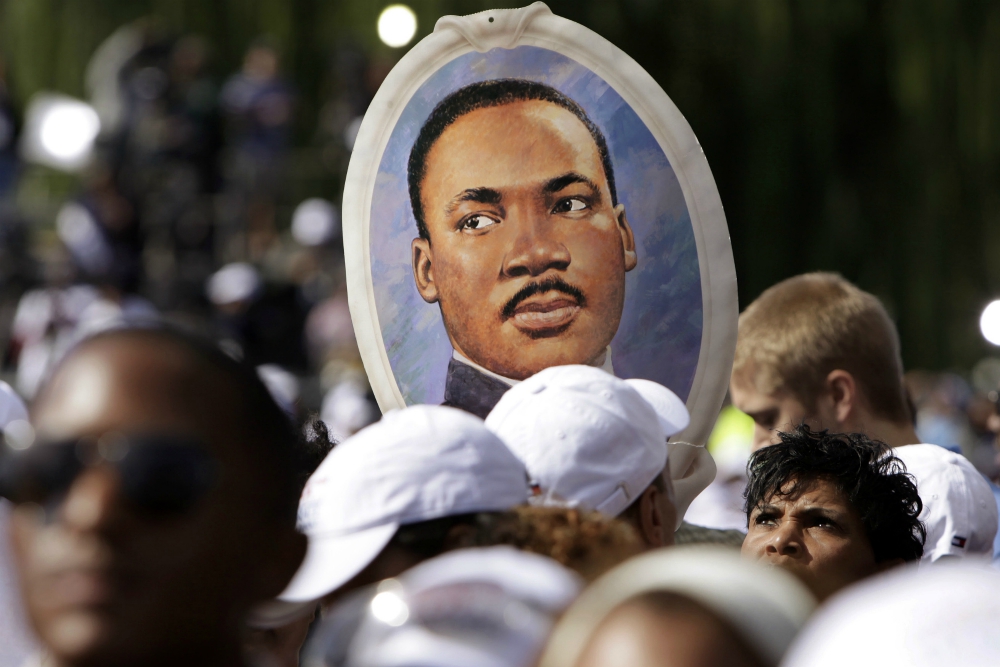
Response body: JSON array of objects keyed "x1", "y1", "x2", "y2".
[
  {"x1": 783, "y1": 562, "x2": 1000, "y2": 667},
  {"x1": 624, "y1": 378, "x2": 690, "y2": 436},
  {"x1": 485, "y1": 365, "x2": 666, "y2": 517},
  {"x1": 538, "y1": 546, "x2": 816, "y2": 667},
  {"x1": 892, "y1": 444, "x2": 998, "y2": 561},
  {"x1": 278, "y1": 405, "x2": 529, "y2": 604},
  {"x1": 305, "y1": 547, "x2": 582, "y2": 667},
  {"x1": 623, "y1": 379, "x2": 715, "y2": 527},
  {"x1": 206, "y1": 262, "x2": 260, "y2": 305}
]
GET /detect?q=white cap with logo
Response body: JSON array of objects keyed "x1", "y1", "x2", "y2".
[
  {"x1": 485, "y1": 365, "x2": 669, "y2": 517},
  {"x1": 892, "y1": 443, "x2": 998, "y2": 562},
  {"x1": 279, "y1": 405, "x2": 529, "y2": 604}
]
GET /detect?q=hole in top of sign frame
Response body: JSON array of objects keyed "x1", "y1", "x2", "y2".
[{"x1": 488, "y1": 16, "x2": 494, "y2": 22}]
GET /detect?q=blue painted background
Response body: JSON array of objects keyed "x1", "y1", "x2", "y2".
[{"x1": 369, "y1": 46, "x2": 702, "y2": 404}]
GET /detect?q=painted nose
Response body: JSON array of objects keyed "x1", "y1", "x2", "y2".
[{"x1": 501, "y1": 213, "x2": 570, "y2": 278}]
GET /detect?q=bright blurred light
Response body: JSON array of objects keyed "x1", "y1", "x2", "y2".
[
  {"x1": 21, "y1": 93, "x2": 101, "y2": 171},
  {"x1": 41, "y1": 103, "x2": 100, "y2": 160},
  {"x1": 981, "y1": 300, "x2": 1000, "y2": 345},
  {"x1": 378, "y1": 5, "x2": 417, "y2": 48},
  {"x1": 371, "y1": 590, "x2": 409, "y2": 627},
  {"x1": 292, "y1": 198, "x2": 340, "y2": 246},
  {"x1": 3, "y1": 420, "x2": 35, "y2": 451},
  {"x1": 206, "y1": 262, "x2": 261, "y2": 306}
]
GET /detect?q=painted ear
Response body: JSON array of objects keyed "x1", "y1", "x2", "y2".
[
  {"x1": 615, "y1": 204, "x2": 637, "y2": 272},
  {"x1": 411, "y1": 237, "x2": 440, "y2": 303}
]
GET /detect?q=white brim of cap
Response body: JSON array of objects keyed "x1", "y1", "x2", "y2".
[
  {"x1": 279, "y1": 522, "x2": 399, "y2": 603},
  {"x1": 624, "y1": 379, "x2": 690, "y2": 436}
]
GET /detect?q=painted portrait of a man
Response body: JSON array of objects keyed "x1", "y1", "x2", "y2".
[
  {"x1": 407, "y1": 79, "x2": 638, "y2": 417},
  {"x1": 359, "y1": 44, "x2": 712, "y2": 422}
]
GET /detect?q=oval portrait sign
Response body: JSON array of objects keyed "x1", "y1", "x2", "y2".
[{"x1": 344, "y1": 2, "x2": 737, "y2": 443}]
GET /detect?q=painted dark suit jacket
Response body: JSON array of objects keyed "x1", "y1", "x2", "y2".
[{"x1": 440, "y1": 357, "x2": 511, "y2": 419}]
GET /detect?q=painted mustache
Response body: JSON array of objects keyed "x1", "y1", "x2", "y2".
[{"x1": 500, "y1": 277, "x2": 588, "y2": 320}]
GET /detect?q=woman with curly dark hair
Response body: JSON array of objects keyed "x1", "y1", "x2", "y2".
[{"x1": 741, "y1": 424, "x2": 925, "y2": 600}]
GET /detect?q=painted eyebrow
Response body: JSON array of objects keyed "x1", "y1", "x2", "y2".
[
  {"x1": 444, "y1": 187, "x2": 503, "y2": 216},
  {"x1": 543, "y1": 172, "x2": 601, "y2": 199}
]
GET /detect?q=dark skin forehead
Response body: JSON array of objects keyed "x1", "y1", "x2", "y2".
[
  {"x1": 761, "y1": 476, "x2": 846, "y2": 507},
  {"x1": 420, "y1": 101, "x2": 612, "y2": 231},
  {"x1": 33, "y1": 335, "x2": 244, "y2": 457}
]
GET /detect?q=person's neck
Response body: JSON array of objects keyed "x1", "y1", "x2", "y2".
[{"x1": 842, "y1": 413, "x2": 920, "y2": 448}]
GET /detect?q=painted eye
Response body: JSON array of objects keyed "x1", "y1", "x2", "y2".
[
  {"x1": 462, "y1": 214, "x2": 499, "y2": 231},
  {"x1": 554, "y1": 197, "x2": 588, "y2": 213}
]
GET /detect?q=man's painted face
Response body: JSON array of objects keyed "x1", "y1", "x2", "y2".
[
  {"x1": 411, "y1": 100, "x2": 637, "y2": 380},
  {"x1": 741, "y1": 477, "x2": 878, "y2": 601}
]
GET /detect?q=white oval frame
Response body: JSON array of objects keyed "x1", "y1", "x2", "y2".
[{"x1": 343, "y1": 2, "x2": 737, "y2": 444}]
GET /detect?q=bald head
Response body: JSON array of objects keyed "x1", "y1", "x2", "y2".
[
  {"x1": 36, "y1": 328, "x2": 300, "y2": 518},
  {"x1": 12, "y1": 327, "x2": 305, "y2": 667}
]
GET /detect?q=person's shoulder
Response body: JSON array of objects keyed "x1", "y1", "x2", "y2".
[{"x1": 894, "y1": 444, "x2": 981, "y2": 479}]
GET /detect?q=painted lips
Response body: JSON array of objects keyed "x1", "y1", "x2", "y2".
[{"x1": 511, "y1": 294, "x2": 581, "y2": 332}]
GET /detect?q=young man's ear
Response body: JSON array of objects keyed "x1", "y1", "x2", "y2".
[
  {"x1": 614, "y1": 204, "x2": 637, "y2": 272},
  {"x1": 823, "y1": 369, "x2": 858, "y2": 427},
  {"x1": 411, "y1": 238, "x2": 439, "y2": 303}
]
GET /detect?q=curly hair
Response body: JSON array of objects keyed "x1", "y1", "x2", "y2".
[
  {"x1": 744, "y1": 425, "x2": 925, "y2": 563},
  {"x1": 444, "y1": 506, "x2": 643, "y2": 581}
]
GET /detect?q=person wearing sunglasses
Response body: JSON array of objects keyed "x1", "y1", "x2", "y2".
[
  {"x1": 0, "y1": 380, "x2": 40, "y2": 667},
  {"x1": 2, "y1": 327, "x2": 306, "y2": 667}
]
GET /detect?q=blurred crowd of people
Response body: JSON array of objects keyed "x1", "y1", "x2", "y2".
[
  {"x1": 1, "y1": 17, "x2": 1000, "y2": 667},
  {"x1": 0, "y1": 21, "x2": 387, "y2": 444}
]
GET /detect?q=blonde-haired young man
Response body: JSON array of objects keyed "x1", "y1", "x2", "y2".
[{"x1": 731, "y1": 272, "x2": 997, "y2": 562}]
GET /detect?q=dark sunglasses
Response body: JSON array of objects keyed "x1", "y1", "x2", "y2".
[{"x1": 0, "y1": 434, "x2": 218, "y2": 516}]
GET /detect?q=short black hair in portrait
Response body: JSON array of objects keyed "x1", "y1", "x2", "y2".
[
  {"x1": 744, "y1": 424, "x2": 925, "y2": 564},
  {"x1": 407, "y1": 78, "x2": 619, "y2": 241}
]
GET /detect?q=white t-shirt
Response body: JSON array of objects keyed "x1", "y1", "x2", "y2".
[{"x1": 893, "y1": 444, "x2": 998, "y2": 562}]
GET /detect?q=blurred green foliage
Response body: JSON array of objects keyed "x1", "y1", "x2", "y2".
[{"x1": 3, "y1": 0, "x2": 1000, "y2": 372}]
